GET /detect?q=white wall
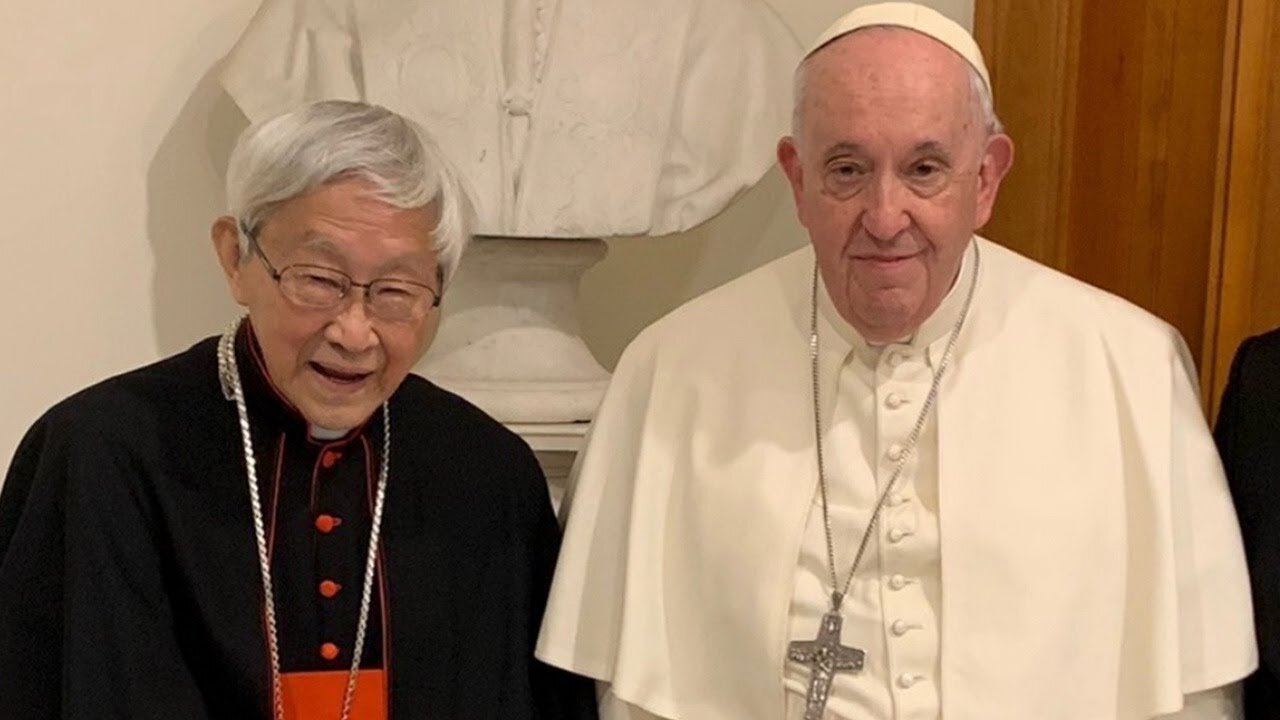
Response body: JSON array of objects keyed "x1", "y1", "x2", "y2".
[{"x1": 0, "y1": 0, "x2": 971, "y2": 468}]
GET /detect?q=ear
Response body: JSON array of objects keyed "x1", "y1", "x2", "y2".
[
  {"x1": 777, "y1": 136, "x2": 809, "y2": 225},
  {"x1": 212, "y1": 216, "x2": 250, "y2": 306},
  {"x1": 974, "y1": 133, "x2": 1015, "y2": 229}
]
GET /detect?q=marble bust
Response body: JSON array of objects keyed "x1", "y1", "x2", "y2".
[{"x1": 222, "y1": 0, "x2": 800, "y2": 238}]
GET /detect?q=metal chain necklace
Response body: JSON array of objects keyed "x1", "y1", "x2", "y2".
[
  {"x1": 788, "y1": 244, "x2": 980, "y2": 720},
  {"x1": 217, "y1": 318, "x2": 390, "y2": 720}
]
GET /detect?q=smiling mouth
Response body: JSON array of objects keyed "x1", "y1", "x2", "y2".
[
  {"x1": 855, "y1": 254, "x2": 917, "y2": 266},
  {"x1": 310, "y1": 362, "x2": 373, "y2": 385}
]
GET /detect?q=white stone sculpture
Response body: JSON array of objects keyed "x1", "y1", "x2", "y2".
[{"x1": 221, "y1": 0, "x2": 800, "y2": 459}]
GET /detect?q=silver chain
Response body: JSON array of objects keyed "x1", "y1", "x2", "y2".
[
  {"x1": 808, "y1": 244, "x2": 980, "y2": 611},
  {"x1": 218, "y1": 318, "x2": 389, "y2": 720}
]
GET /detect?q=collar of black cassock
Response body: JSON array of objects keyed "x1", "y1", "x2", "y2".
[{"x1": 228, "y1": 319, "x2": 374, "y2": 448}]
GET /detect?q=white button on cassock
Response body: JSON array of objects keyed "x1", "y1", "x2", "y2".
[
  {"x1": 886, "y1": 443, "x2": 905, "y2": 462},
  {"x1": 896, "y1": 673, "x2": 921, "y2": 689},
  {"x1": 888, "y1": 528, "x2": 908, "y2": 543},
  {"x1": 888, "y1": 574, "x2": 908, "y2": 590},
  {"x1": 887, "y1": 492, "x2": 907, "y2": 506},
  {"x1": 885, "y1": 392, "x2": 905, "y2": 409},
  {"x1": 890, "y1": 620, "x2": 912, "y2": 636}
]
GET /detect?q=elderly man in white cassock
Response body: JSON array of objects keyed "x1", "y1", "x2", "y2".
[{"x1": 535, "y1": 3, "x2": 1257, "y2": 719}]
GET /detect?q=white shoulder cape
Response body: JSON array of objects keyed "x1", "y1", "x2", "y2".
[{"x1": 537, "y1": 238, "x2": 1256, "y2": 720}]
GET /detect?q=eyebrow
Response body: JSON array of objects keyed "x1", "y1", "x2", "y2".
[
  {"x1": 820, "y1": 140, "x2": 954, "y2": 159},
  {"x1": 294, "y1": 232, "x2": 437, "y2": 280},
  {"x1": 911, "y1": 141, "x2": 952, "y2": 159},
  {"x1": 822, "y1": 142, "x2": 868, "y2": 158},
  {"x1": 294, "y1": 233, "x2": 344, "y2": 259},
  {"x1": 378, "y1": 255, "x2": 437, "y2": 279}
]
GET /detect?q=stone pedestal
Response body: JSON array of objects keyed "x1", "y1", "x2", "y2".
[
  {"x1": 418, "y1": 236, "x2": 606, "y2": 484},
  {"x1": 508, "y1": 422, "x2": 588, "y2": 510}
]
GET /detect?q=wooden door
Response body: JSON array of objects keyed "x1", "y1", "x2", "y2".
[
  {"x1": 976, "y1": 0, "x2": 1280, "y2": 413},
  {"x1": 1204, "y1": 0, "x2": 1280, "y2": 414}
]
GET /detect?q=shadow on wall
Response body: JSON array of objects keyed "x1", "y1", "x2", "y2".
[
  {"x1": 578, "y1": 167, "x2": 805, "y2": 370},
  {"x1": 147, "y1": 58, "x2": 247, "y2": 356}
]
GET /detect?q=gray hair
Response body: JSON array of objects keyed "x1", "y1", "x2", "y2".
[
  {"x1": 790, "y1": 38, "x2": 1004, "y2": 142},
  {"x1": 225, "y1": 100, "x2": 474, "y2": 287}
]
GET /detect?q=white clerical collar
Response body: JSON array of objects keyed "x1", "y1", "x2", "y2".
[
  {"x1": 818, "y1": 238, "x2": 977, "y2": 359},
  {"x1": 309, "y1": 425, "x2": 351, "y2": 440}
]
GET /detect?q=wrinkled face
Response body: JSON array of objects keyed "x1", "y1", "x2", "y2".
[
  {"x1": 779, "y1": 28, "x2": 1012, "y2": 343},
  {"x1": 213, "y1": 179, "x2": 442, "y2": 431}
]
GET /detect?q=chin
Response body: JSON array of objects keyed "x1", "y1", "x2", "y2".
[
  {"x1": 301, "y1": 402, "x2": 380, "y2": 432},
  {"x1": 863, "y1": 291, "x2": 919, "y2": 320},
  {"x1": 859, "y1": 301, "x2": 924, "y2": 340}
]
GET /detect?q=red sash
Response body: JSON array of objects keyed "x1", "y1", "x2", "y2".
[{"x1": 281, "y1": 669, "x2": 387, "y2": 720}]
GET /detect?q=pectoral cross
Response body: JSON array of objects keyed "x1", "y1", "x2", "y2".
[{"x1": 787, "y1": 609, "x2": 865, "y2": 720}]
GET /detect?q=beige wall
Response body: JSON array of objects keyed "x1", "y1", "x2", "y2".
[
  {"x1": 581, "y1": 0, "x2": 974, "y2": 368},
  {"x1": 0, "y1": 1, "x2": 259, "y2": 468},
  {"x1": 0, "y1": 0, "x2": 971, "y2": 467}
]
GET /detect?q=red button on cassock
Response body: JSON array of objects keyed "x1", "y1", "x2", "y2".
[
  {"x1": 315, "y1": 515, "x2": 342, "y2": 534},
  {"x1": 319, "y1": 580, "x2": 342, "y2": 598},
  {"x1": 321, "y1": 450, "x2": 341, "y2": 468},
  {"x1": 320, "y1": 642, "x2": 340, "y2": 661}
]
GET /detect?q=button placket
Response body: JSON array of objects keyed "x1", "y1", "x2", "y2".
[
  {"x1": 882, "y1": 453, "x2": 919, "y2": 547},
  {"x1": 874, "y1": 345, "x2": 942, "y2": 718},
  {"x1": 310, "y1": 440, "x2": 370, "y2": 670}
]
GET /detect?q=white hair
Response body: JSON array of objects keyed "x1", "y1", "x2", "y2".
[
  {"x1": 790, "y1": 34, "x2": 1005, "y2": 141},
  {"x1": 967, "y1": 64, "x2": 1004, "y2": 136},
  {"x1": 225, "y1": 100, "x2": 475, "y2": 287}
]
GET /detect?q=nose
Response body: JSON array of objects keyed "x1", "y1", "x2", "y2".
[
  {"x1": 324, "y1": 292, "x2": 379, "y2": 355},
  {"x1": 859, "y1": 174, "x2": 912, "y2": 242}
]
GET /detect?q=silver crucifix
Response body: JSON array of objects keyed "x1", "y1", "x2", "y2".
[{"x1": 787, "y1": 610, "x2": 865, "y2": 720}]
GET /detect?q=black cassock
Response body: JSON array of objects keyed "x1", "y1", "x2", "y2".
[
  {"x1": 0, "y1": 325, "x2": 598, "y2": 719},
  {"x1": 1215, "y1": 328, "x2": 1280, "y2": 718}
]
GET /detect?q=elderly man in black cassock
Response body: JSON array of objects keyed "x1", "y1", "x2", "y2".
[{"x1": 0, "y1": 100, "x2": 598, "y2": 720}]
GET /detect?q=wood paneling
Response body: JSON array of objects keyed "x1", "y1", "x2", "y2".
[
  {"x1": 974, "y1": 1, "x2": 1081, "y2": 268},
  {"x1": 1205, "y1": 0, "x2": 1280, "y2": 414},
  {"x1": 976, "y1": 0, "x2": 1234, "y2": 392},
  {"x1": 1065, "y1": 0, "x2": 1232, "y2": 364},
  {"x1": 1198, "y1": 0, "x2": 1243, "y2": 404}
]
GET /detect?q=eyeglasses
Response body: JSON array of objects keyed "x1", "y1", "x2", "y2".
[{"x1": 241, "y1": 223, "x2": 441, "y2": 322}]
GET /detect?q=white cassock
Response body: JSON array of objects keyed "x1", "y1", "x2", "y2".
[
  {"x1": 536, "y1": 237, "x2": 1257, "y2": 719},
  {"x1": 220, "y1": 0, "x2": 798, "y2": 237}
]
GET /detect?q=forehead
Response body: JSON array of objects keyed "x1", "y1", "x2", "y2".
[
  {"x1": 265, "y1": 180, "x2": 439, "y2": 253},
  {"x1": 801, "y1": 28, "x2": 975, "y2": 150}
]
